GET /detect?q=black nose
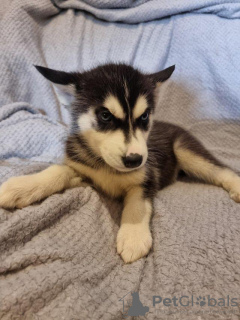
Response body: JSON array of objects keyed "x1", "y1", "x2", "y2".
[{"x1": 122, "y1": 153, "x2": 143, "y2": 168}]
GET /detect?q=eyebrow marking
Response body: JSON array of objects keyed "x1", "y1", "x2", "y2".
[
  {"x1": 104, "y1": 95, "x2": 125, "y2": 120},
  {"x1": 133, "y1": 95, "x2": 148, "y2": 119}
]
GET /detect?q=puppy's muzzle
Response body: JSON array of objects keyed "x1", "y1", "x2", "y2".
[{"x1": 122, "y1": 153, "x2": 143, "y2": 168}]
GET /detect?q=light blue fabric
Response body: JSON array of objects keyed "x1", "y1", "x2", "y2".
[
  {"x1": 53, "y1": 0, "x2": 240, "y2": 22},
  {"x1": 52, "y1": 0, "x2": 240, "y2": 128},
  {"x1": 0, "y1": 0, "x2": 240, "y2": 167}
]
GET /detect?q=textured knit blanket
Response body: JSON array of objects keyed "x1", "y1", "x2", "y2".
[{"x1": 1, "y1": 1, "x2": 240, "y2": 319}]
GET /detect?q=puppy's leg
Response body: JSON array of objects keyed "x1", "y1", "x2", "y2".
[
  {"x1": 117, "y1": 186, "x2": 152, "y2": 263},
  {"x1": 0, "y1": 165, "x2": 83, "y2": 209},
  {"x1": 174, "y1": 133, "x2": 240, "y2": 202}
]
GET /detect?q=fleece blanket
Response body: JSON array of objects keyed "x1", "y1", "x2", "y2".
[{"x1": 0, "y1": 1, "x2": 240, "y2": 319}]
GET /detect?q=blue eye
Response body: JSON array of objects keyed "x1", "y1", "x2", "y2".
[
  {"x1": 99, "y1": 110, "x2": 113, "y2": 123},
  {"x1": 141, "y1": 111, "x2": 149, "y2": 122}
]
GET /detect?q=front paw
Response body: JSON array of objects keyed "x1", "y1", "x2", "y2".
[
  {"x1": 0, "y1": 176, "x2": 42, "y2": 209},
  {"x1": 229, "y1": 190, "x2": 240, "y2": 203},
  {"x1": 229, "y1": 178, "x2": 240, "y2": 203},
  {"x1": 117, "y1": 224, "x2": 152, "y2": 263}
]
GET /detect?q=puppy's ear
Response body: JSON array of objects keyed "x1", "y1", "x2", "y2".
[
  {"x1": 35, "y1": 65, "x2": 79, "y2": 106},
  {"x1": 148, "y1": 65, "x2": 175, "y2": 85}
]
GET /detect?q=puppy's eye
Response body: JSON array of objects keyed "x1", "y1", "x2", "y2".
[
  {"x1": 141, "y1": 110, "x2": 149, "y2": 122},
  {"x1": 98, "y1": 110, "x2": 113, "y2": 123}
]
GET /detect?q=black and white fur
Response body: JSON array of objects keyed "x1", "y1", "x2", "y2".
[{"x1": 0, "y1": 63, "x2": 240, "y2": 263}]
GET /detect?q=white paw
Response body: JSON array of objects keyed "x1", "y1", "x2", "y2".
[
  {"x1": 229, "y1": 190, "x2": 240, "y2": 203},
  {"x1": 229, "y1": 177, "x2": 240, "y2": 203},
  {"x1": 0, "y1": 176, "x2": 43, "y2": 209},
  {"x1": 117, "y1": 224, "x2": 152, "y2": 263}
]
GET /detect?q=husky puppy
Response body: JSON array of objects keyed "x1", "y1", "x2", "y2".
[{"x1": 0, "y1": 64, "x2": 240, "y2": 263}]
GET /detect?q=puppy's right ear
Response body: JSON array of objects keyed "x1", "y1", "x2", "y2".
[
  {"x1": 148, "y1": 65, "x2": 175, "y2": 86},
  {"x1": 35, "y1": 65, "x2": 79, "y2": 106}
]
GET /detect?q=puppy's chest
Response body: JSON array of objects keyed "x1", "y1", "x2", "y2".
[{"x1": 66, "y1": 158, "x2": 145, "y2": 198}]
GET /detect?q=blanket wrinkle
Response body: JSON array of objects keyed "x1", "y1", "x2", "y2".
[{"x1": 53, "y1": 0, "x2": 240, "y2": 23}]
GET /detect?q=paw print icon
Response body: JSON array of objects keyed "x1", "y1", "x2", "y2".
[{"x1": 196, "y1": 296, "x2": 206, "y2": 307}]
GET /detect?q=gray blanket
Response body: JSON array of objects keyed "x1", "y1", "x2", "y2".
[{"x1": 1, "y1": 1, "x2": 240, "y2": 319}]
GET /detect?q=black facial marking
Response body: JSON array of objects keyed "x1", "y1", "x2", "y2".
[
  {"x1": 66, "y1": 134, "x2": 105, "y2": 169},
  {"x1": 69, "y1": 64, "x2": 157, "y2": 135},
  {"x1": 95, "y1": 107, "x2": 122, "y2": 132},
  {"x1": 133, "y1": 107, "x2": 152, "y2": 132},
  {"x1": 36, "y1": 63, "x2": 174, "y2": 138}
]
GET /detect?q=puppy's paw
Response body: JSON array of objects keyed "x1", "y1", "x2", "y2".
[
  {"x1": 0, "y1": 176, "x2": 43, "y2": 209},
  {"x1": 229, "y1": 177, "x2": 240, "y2": 203},
  {"x1": 117, "y1": 224, "x2": 152, "y2": 263},
  {"x1": 229, "y1": 190, "x2": 240, "y2": 203}
]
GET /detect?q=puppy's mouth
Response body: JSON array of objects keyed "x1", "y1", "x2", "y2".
[
  {"x1": 113, "y1": 165, "x2": 142, "y2": 173},
  {"x1": 102, "y1": 153, "x2": 147, "y2": 173}
]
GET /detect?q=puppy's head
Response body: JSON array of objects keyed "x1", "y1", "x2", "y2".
[{"x1": 36, "y1": 63, "x2": 175, "y2": 172}]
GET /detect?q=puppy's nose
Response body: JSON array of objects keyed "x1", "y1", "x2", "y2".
[{"x1": 122, "y1": 153, "x2": 143, "y2": 168}]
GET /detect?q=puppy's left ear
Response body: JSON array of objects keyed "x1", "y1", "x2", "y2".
[
  {"x1": 148, "y1": 65, "x2": 175, "y2": 85},
  {"x1": 35, "y1": 65, "x2": 79, "y2": 106}
]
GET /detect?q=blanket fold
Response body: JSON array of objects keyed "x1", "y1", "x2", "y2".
[{"x1": 53, "y1": 0, "x2": 240, "y2": 22}]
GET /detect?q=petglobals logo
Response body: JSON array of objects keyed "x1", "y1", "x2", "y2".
[
  {"x1": 153, "y1": 295, "x2": 238, "y2": 308},
  {"x1": 119, "y1": 292, "x2": 239, "y2": 317}
]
